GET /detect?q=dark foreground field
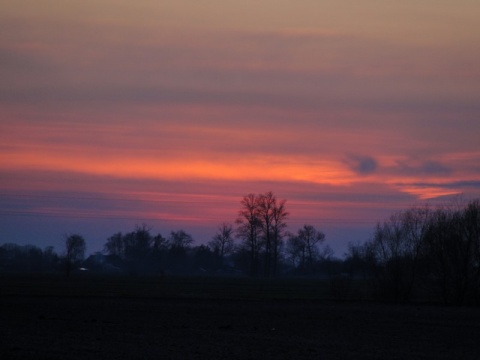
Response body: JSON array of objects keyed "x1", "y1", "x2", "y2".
[{"x1": 1, "y1": 276, "x2": 480, "y2": 359}]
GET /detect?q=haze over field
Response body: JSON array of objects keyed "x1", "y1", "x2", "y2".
[{"x1": 1, "y1": 1, "x2": 480, "y2": 254}]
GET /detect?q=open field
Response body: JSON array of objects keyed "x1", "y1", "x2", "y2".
[
  {"x1": 1, "y1": 275, "x2": 480, "y2": 359},
  {"x1": 0, "y1": 275, "x2": 334, "y2": 299}
]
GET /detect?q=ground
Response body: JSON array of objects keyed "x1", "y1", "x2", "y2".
[{"x1": 1, "y1": 276, "x2": 480, "y2": 359}]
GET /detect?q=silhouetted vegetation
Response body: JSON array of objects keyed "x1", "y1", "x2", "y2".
[
  {"x1": 209, "y1": 223, "x2": 235, "y2": 260},
  {"x1": 345, "y1": 199, "x2": 480, "y2": 304},
  {"x1": 0, "y1": 243, "x2": 59, "y2": 273},
  {"x1": 236, "y1": 192, "x2": 289, "y2": 277},
  {"x1": 63, "y1": 234, "x2": 86, "y2": 278},
  {"x1": 286, "y1": 224, "x2": 333, "y2": 275},
  {"x1": 1, "y1": 194, "x2": 480, "y2": 305}
]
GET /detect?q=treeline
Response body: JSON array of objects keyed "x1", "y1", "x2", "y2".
[
  {"x1": 91, "y1": 192, "x2": 335, "y2": 277},
  {"x1": 0, "y1": 192, "x2": 334, "y2": 278},
  {"x1": 100, "y1": 227, "x2": 219, "y2": 276},
  {"x1": 234, "y1": 192, "x2": 333, "y2": 277},
  {"x1": 1, "y1": 193, "x2": 480, "y2": 305},
  {"x1": 0, "y1": 244, "x2": 59, "y2": 273},
  {"x1": 345, "y1": 199, "x2": 480, "y2": 305}
]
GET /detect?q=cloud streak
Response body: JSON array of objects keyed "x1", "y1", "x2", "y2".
[{"x1": 394, "y1": 160, "x2": 452, "y2": 176}]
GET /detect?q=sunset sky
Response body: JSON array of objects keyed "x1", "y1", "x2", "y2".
[{"x1": 1, "y1": 1, "x2": 480, "y2": 255}]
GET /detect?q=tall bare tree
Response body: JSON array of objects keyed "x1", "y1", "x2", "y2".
[
  {"x1": 258, "y1": 192, "x2": 276, "y2": 276},
  {"x1": 236, "y1": 193, "x2": 262, "y2": 277},
  {"x1": 271, "y1": 196, "x2": 288, "y2": 276}
]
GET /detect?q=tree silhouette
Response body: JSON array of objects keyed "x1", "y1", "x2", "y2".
[
  {"x1": 424, "y1": 201, "x2": 480, "y2": 304},
  {"x1": 167, "y1": 230, "x2": 194, "y2": 273},
  {"x1": 64, "y1": 234, "x2": 86, "y2": 278},
  {"x1": 287, "y1": 225, "x2": 326, "y2": 274},
  {"x1": 344, "y1": 200, "x2": 480, "y2": 304},
  {"x1": 104, "y1": 232, "x2": 124, "y2": 257},
  {"x1": 270, "y1": 196, "x2": 289, "y2": 276},
  {"x1": 124, "y1": 224, "x2": 152, "y2": 261},
  {"x1": 209, "y1": 223, "x2": 235, "y2": 260},
  {"x1": 0, "y1": 243, "x2": 59, "y2": 273},
  {"x1": 236, "y1": 194, "x2": 262, "y2": 277},
  {"x1": 235, "y1": 192, "x2": 288, "y2": 277},
  {"x1": 169, "y1": 230, "x2": 194, "y2": 248},
  {"x1": 258, "y1": 192, "x2": 276, "y2": 277}
]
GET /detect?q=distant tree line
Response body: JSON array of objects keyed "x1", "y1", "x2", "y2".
[
  {"x1": 0, "y1": 192, "x2": 334, "y2": 278},
  {"x1": 97, "y1": 192, "x2": 333, "y2": 277},
  {"x1": 101, "y1": 226, "x2": 205, "y2": 275},
  {"x1": 0, "y1": 234, "x2": 85, "y2": 277},
  {"x1": 0, "y1": 243, "x2": 59, "y2": 273},
  {"x1": 2, "y1": 193, "x2": 479, "y2": 304}
]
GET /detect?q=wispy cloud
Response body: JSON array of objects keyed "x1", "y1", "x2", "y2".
[
  {"x1": 395, "y1": 160, "x2": 452, "y2": 176},
  {"x1": 398, "y1": 180, "x2": 480, "y2": 190}
]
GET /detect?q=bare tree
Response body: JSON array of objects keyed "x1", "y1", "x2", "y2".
[
  {"x1": 236, "y1": 194, "x2": 262, "y2": 277},
  {"x1": 167, "y1": 230, "x2": 194, "y2": 273},
  {"x1": 124, "y1": 224, "x2": 153, "y2": 260},
  {"x1": 368, "y1": 206, "x2": 433, "y2": 302},
  {"x1": 299, "y1": 224, "x2": 326, "y2": 272},
  {"x1": 104, "y1": 232, "x2": 124, "y2": 257},
  {"x1": 271, "y1": 197, "x2": 288, "y2": 276},
  {"x1": 424, "y1": 200, "x2": 480, "y2": 304},
  {"x1": 152, "y1": 233, "x2": 169, "y2": 251},
  {"x1": 286, "y1": 234, "x2": 306, "y2": 268},
  {"x1": 64, "y1": 234, "x2": 86, "y2": 278},
  {"x1": 401, "y1": 206, "x2": 431, "y2": 295},
  {"x1": 236, "y1": 192, "x2": 288, "y2": 277},
  {"x1": 344, "y1": 240, "x2": 377, "y2": 279},
  {"x1": 462, "y1": 200, "x2": 480, "y2": 300},
  {"x1": 424, "y1": 207, "x2": 460, "y2": 303},
  {"x1": 169, "y1": 230, "x2": 194, "y2": 249},
  {"x1": 287, "y1": 225, "x2": 326, "y2": 274},
  {"x1": 371, "y1": 213, "x2": 409, "y2": 301},
  {"x1": 258, "y1": 192, "x2": 276, "y2": 277},
  {"x1": 209, "y1": 223, "x2": 235, "y2": 259}
]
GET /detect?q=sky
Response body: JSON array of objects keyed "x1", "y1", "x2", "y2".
[{"x1": 1, "y1": 0, "x2": 480, "y2": 256}]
